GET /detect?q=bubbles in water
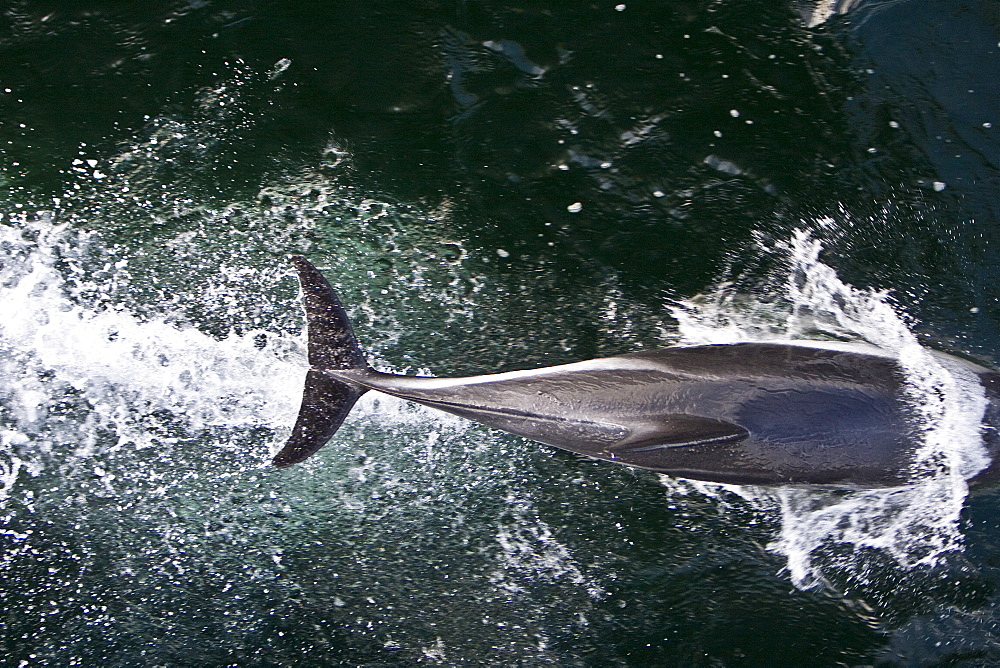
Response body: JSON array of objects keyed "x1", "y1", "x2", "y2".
[
  {"x1": 491, "y1": 491, "x2": 604, "y2": 599},
  {"x1": 668, "y1": 228, "x2": 990, "y2": 589}
]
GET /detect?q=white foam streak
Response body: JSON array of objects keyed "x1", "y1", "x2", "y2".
[{"x1": 0, "y1": 220, "x2": 305, "y2": 495}]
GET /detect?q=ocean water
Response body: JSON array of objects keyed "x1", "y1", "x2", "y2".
[{"x1": 2, "y1": 0, "x2": 1000, "y2": 664}]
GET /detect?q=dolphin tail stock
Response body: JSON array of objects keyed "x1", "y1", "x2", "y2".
[{"x1": 272, "y1": 256, "x2": 369, "y2": 467}]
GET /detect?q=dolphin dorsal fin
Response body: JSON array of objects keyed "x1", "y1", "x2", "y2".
[{"x1": 613, "y1": 414, "x2": 749, "y2": 453}]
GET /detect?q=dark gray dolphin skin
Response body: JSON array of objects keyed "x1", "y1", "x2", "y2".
[{"x1": 274, "y1": 256, "x2": 1000, "y2": 487}]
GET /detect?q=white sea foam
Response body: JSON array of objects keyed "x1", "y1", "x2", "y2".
[
  {"x1": 0, "y1": 217, "x2": 307, "y2": 497},
  {"x1": 667, "y1": 228, "x2": 990, "y2": 589},
  {"x1": 0, "y1": 215, "x2": 487, "y2": 506}
]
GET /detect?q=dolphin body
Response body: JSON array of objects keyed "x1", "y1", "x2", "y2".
[{"x1": 274, "y1": 256, "x2": 1000, "y2": 487}]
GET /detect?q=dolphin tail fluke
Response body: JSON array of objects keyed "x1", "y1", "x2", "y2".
[
  {"x1": 272, "y1": 256, "x2": 369, "y2": 467},
  {"x1": 289, "y1": 255, "x2": 368, "y2": 371},
  {"x1": 273, "y1": 368, "x2": 366, "y2": 467}
]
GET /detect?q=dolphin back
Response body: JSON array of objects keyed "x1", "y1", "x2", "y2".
[
  {"x1": 272, "y1": 257, "x2": 369, "y2": 467},
  {"x1": 271, "y1": 258, "x2": 1000, "y2": 486}
]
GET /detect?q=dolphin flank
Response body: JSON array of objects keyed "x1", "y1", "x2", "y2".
[{"x1": 273, "y1": 256, "x2": 1000, "y2": 487}]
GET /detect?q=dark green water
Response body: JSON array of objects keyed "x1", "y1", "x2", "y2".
[{"x1": 2, "y1": 0, "x2": 1000, "y2": 664}]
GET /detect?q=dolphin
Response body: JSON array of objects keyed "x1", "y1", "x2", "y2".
[{"x1": 273, "y1": 256, "x2": 1000, "y2": 487}]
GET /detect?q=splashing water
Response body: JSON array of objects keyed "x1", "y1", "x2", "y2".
[
  {"x1": 669, "y1": 228, "x2": 991, "y2": 589},
  {"x1": 0, "y1": 206, "x2": 987, "y2": 612},
  {"x1": 0, "y1": 217, "x2": 305, "y2": 500},
  {"x1": 491, "y1": 491, "x2": 605, "y2": 599},
  {"x1": 0, "y1": 212, "x2": 613, "y2": 664}
]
